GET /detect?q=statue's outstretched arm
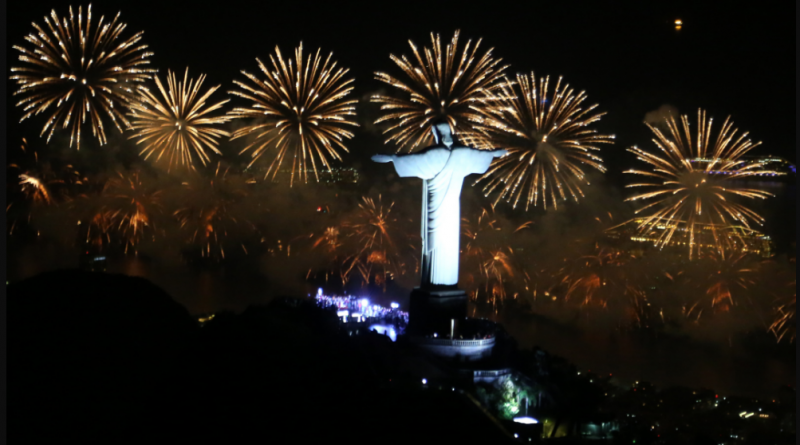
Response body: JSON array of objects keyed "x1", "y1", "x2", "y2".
[
  {"x1": 371, "y1": 154, "x2": 395, "y2": 163},
  {"x1": 491, "y1": 149, "x2": 509, "y2": 158}
]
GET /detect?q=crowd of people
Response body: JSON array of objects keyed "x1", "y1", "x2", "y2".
[{"x1": 314, "y1": 291, "x2": 409, "y2": 326}]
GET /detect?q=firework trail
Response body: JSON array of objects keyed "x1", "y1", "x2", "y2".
[
  {"x1": 372, "y1": 30, "x2": 507, "y2": 152},
  {"x1": 770, "y1": 290, "x2": 796, "y2": 343},
  {"x1": 173, "y1": 163, "x2": 254, "y2": 261},
  {"x1": 770, "y1": 256, "x2": 795, "y2": 343},
  {"x1": 228, "y1": 43, "x2": 358, "y2": 185},
  {"x1": 343, "y1": 195, "x2": 412, "y2": 290},
  {"x1": 102, "y1": 170, "x2": 163, "y2": 252},
  {"x1": 128, "y1": 68, "x2": 231, "y2": 171},
  {"x1": 461, "y1": 206, "x2": 531, "y2": 308},
  {"x1": 11, "y1": 4, "x2": 156, "y2": 148},
  {"x1": 7, "y1": 138, "x2": 83, "y2": 235},
  {"x1": 625, "y1": 109, "x2": 778, "y2": 259},
  {"x1": 473, "y1": 72, "x2": 615, "y2": 210}
]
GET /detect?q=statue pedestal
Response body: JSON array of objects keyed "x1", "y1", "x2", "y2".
[{"x1": 408, "y1": 287, "x2": 467, "y2": 336}]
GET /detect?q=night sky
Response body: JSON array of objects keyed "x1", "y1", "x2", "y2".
[
  {"x1": 6, "y1": 0, "x2": 795, "y2": 164},
  {"x1": 6, "y1": 0, "x2": 796, "y2": 252}
]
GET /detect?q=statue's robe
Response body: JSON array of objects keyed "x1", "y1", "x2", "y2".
[{"x1": 390, "y1": 146, "x2": 496, "y2": 286}]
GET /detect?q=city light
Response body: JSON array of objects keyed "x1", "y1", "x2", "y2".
[{"x1": 390, "y1": 302, "x2": 399, "y2": 309}]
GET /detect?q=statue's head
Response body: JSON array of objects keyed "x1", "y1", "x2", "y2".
[{"x1": 431, "y1": 121, "x2": 454, "y2": 148}]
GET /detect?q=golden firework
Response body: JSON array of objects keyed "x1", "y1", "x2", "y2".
[
  {"x1": 343, "y1": 195, "x2": 411, "y2": 289},
  {"x1": 770, "y1": 291, "x2": 796, "y2": 343},
  {"x1": 685, "y1": 250, "x2": 759, "y2": 321},
  {"x1": 173, "y1": 163, "x2": 253, "y2": 260},
  {"x1": 625, "y1": 109, "x2": 778, "y2": 259},
  {"x1": 7, "y1": 138, "x2": 84, "y2": 235},
  {"x1": 474, "y1": 73, "x2": 615, "y2": 210},
  {"x1": 128, "y1": 68, "x2": 231, "y2": 171},
  {"x1": 461, "y1": 206, "x2": 531, "y2": 307},
  {"x1": 372, "y1": 30, "x2": 507, "y2": 152},
  {"x1": 10, "y1": 4, "x2": 156, "y2": 148},
  {"x1": 103, "y1": 170, "x2": 162, "y2": 252},
  {"x1": 770, "y1": 256, "x2": 795, "y2": 343},
  {"x1": 228, "y1": 43, "x2": 358, "y2": 185},
  {"x1": 562, "y1": 247, "x2": 632, "y2": 308}
]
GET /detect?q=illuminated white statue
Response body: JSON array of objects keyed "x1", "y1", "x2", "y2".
[{"x1": 372, "y1": 122, "x2": 507, "y2": 287}]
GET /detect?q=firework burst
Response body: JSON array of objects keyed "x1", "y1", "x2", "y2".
[
  {"x1": 473, "y1": 73, "x2": 615, "y2": 210},
  {"x1": 128, "y1": 68, "x2": 231, "y2": 171},
  {"x1": 11, "y1": 4, "x2": 156, "y2": 148},
  {"x1": 372, "y1": 30, "x2": 507, "y2": 152},
  {"x1": 7, "y1": 138, "x2": 83, "y2": 235},
  {"x1": 770, "y1": 289, "x2": 796, "y2": 343},
  {"x1": 173, "y1": 163, "x2": 253, "y2": 260},
  {"x1": 682, "y1": 250, "x2": 759, "y2": 321},
  {"x1": 625, "y1": 109, "x2": 778, "y2": 259},
  {"x1": 228, "y1": 43, "x2": 358, "y2": 185},
  {"x1": 342, "y1": 195, "x2": 412, "y2": 290},
  {"x1": 561, "y1": 246, "x2": 632, "y2": 308},
  {"x1": 769, "y1": 256, "x2": 795, "y2": 343},
  {"x1": 102, "y1": 170, "x2": 163, "y2": 252},
  {"x1": 461, "y1": 206, "x2": 531, "y2": 308}
]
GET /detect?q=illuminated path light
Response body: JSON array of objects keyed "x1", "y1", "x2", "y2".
[{"x1": 513, "y1": 417, "x2": 539, "y2": 425}]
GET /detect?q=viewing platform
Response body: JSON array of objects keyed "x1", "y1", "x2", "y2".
[{"x1": 411, "y1": 336, "x2": 496, "y2": 362}]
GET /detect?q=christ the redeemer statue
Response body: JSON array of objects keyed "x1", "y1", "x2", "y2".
[{"x1": 372, "y1": 122, "x2": 507, "y2": 289}]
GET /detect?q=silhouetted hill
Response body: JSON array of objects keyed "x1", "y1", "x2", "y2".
[
  {"x1": 9, "y1": 271, "x2": 514, "y2": 443},
  {"x1": 9, "y1": 270, "x2": 198, "y2": 442}
]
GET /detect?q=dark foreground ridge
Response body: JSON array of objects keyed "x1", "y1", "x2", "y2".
[
  {"x1": 9, "y1": 270, "x2": 514, "y2": 443},
  {"x1": 9, "y1": 271, "x2": 795, "y2": 444}
]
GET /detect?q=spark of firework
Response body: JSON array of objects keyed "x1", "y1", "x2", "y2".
[
  {"x1": 80, "y1": 208, "x2": 115, "y2": 251},
  {"x1": 685, "y1": 250, "x2": 759, "y2": 321},
  {"x1": 7, "y1": 138, "x2": 84, "y2": 235},
  {"x1": 341, "y1": 195, "x2": 412, "y2": 290},
  {"x1": 372, "y1": 30, "x2": 507, "y2": 152},
  {"x1": 173, "y1": 163, "x2": 253, "y2": 260},
  {"x1": 473, "y1": 73, "x2": 615, "y2": 210},
  {"x1": 625, "y1": 109, "x2": 778, "y2": 259},
  {"x1": 228, "y1": 42, "x2": 358, "y2": 185},
  {"x1": 461, "y1": 206, "x2": 531, "y2": 308},
  {"x1": 8, "y1": 138, "x2": 82, "y2": 204},
  {"x1": 312, "y1": 227, "x2": 344, "y2": 254},
  {"x1": 10, "y1": 4, "x2": 156, "y2": 148},
  {"x1": 770, "y1": 290, "x2": 796, "y2": 343},
  {"x1": 128, "y1": 68, "x2": 231, "y2": 171},
  {"x1": 308, "y1": 227, "x2": 350, "y2": 286},
  {"x1": 770, "y1": 256, "x2": 795, "y2": 343},
  {"x1": 102, "y1": 170, "x2": 162, "y2": 252},
  {"x1": 561, "y1": 246, "x2": 632, "y2": 308}
]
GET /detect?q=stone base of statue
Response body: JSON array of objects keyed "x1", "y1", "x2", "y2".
[
  {"x1": 407, "y1": 287, "x2": 468, "y2": 336},
  {"x1": 407, "y1": 287, "x2": 497, "y2": 363}
]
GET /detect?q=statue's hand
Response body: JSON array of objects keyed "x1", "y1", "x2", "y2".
[
  {"x1": 492, "y1": 149, "x2": 509, "y2": 158},
  {"x1": 371, "y1": 154, "x2": 394, "y2": 163}
]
